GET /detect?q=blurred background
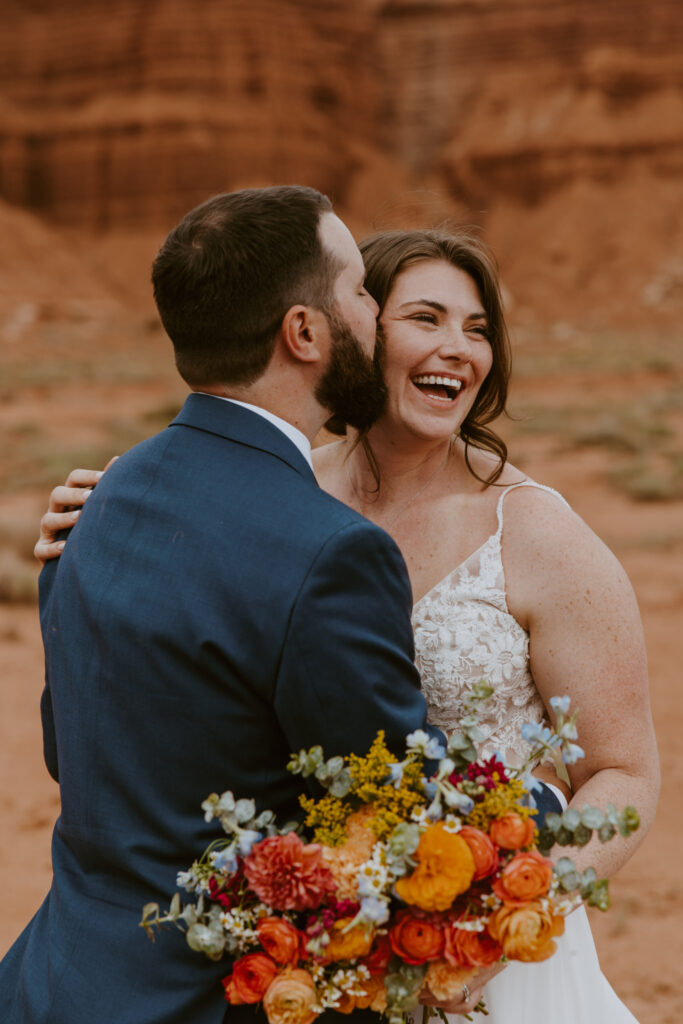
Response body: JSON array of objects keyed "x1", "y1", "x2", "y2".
[{"x1": 1, "y1": 2, "x2": 682, "y2": 1020}]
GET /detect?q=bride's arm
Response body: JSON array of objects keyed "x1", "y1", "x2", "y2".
[{"x1": 504, "y1": 487, "x2": 660, "y2": 877}]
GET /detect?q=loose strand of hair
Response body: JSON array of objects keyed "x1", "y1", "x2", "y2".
[{"x1": 461, "y1": 424, "x2": 508, "y2": 486}]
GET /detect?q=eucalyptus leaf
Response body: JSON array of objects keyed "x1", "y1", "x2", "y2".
[
  {"x1": 581, "y1": 867, "x2": 597, "y2": 886},
  {"x1": 559, "y1": 869, "x2": 581, "y2": 892},
  {"x1": 544, "y1": 812, "x2": 562, "y2": 833},
  {"x1": 555, "y1": 857, "x2": 577, "y2": 877},
  {"x1": 554, "y1": 826, "x2": 574, "y2": 846},
  {"x1": 447, "y1": 733, "x2": 470, "y2": 751},
  {"x1": 605, "y1": 802, "x2": 620, "y2": 826},
  {"x1": 234, "y1": 798, "x2": 255, "y2": 823},
  {"x1": 586, "y1": 878, "x2": 610, "y2": 911},
  {"x1": 597, "y1": 822, "x2": 617, "y2": 843},
  {"x1": 561, "y1": 807, "x2": 581, "y2": 830},
  {"x1": 572, "y1": 823, "x2": 592, "y2": 847},
  {"x1": 580, "y1": 807, "x2": 604, "y2": 829},
  {"x1": 329, "y1": 771, "x2": 352, "y2": 798}
]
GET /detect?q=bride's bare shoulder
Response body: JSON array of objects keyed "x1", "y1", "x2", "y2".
[{"x1": 312, "y1": 438, "x2": 348, "y2": 483}]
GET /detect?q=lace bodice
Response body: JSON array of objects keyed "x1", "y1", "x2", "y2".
[{"x1": 412, "y1": 481, "x2": 569, "y2": 766}]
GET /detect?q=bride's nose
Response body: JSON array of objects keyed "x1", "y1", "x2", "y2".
[{"x1": 438, "y1": 326, "x2": 473, "y2": 362}]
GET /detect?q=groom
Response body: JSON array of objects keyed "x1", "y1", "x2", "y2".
[
  {"x1": 0, "y1": 187, "x2": 447, "y2": 1023},
  {"x1": 1, "y1": 187, "x2": 559, "y2": 1023}
]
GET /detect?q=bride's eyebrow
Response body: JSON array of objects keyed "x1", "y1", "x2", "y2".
[{"x1": 398, "y1": 299, "x2": 447, "y2": 313}]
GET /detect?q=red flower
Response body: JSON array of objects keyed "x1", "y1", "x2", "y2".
[
  {"x1": 360, "y1": 933, "x2": 393, "y2": 975},
  {"x1": 449, "y1": 757, "x2": 509, "y2": 792},
  {"x1": 244, "y1": 832, "x2": 336, "y2": 911},
  {"x1": 209, "y1": 865, "x2": 245, "y2": 909},
  {"x1": 222, "y1": 953, "x2": 279, "y2": 1004}
]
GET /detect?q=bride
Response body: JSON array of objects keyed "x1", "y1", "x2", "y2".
[{"x1": 37, "y1": 228, "x2": 659, "y2": 1022}]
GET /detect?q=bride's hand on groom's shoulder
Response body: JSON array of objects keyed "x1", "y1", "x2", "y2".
[{"x1": 34, "y1": 458, "x2": 118, "y2": 564}]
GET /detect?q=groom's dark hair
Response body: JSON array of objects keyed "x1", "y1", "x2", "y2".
[{"x1": 152, "y1": 186, "x2": 338, "y2": 386}]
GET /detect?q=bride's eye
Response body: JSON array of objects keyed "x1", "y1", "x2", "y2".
[{"x1": 411, "y1": 312, "x2": 437, "y2": 324}]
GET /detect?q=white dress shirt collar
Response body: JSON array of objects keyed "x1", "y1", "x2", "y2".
[{"x1": 196, "y1": 393, "x2": 313, "y2": 469}]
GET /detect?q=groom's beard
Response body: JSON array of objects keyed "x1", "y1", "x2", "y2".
[{"x1": 315, "y1": 307, "x2": 387, "y2": 432}]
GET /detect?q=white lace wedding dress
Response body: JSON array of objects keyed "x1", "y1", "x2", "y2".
[{"x1": 411, "y1": 481, "x2": 638, "y2": 1024}]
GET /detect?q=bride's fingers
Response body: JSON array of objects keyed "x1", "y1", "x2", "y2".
[
  {"x1": 48, "y1": 483, "x2": 96, "y2": 514},
  {"x1": 34, "y1": 509, "x2": 82, "y2": 564},
  {"x1": 419, "y1": 989, "x2": 481, "y2": 1013},
  {"x1": 34, "y1": 537, "x2": 67, "y2": 564},
  {"x1": 36, "y1": 459, "x2": 119, "y2": 564},
  {"x1": 63, "y1": 467, "x2": 104, "y2": 488}
]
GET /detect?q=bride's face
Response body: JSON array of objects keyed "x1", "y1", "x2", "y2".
[{"x1": 376, "y1": 259, "x2": 493, "y2": 442}]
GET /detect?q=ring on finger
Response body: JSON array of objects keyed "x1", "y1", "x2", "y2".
[{"x1": 461, "y1": 983, "x2": 471, "y2": 1003}]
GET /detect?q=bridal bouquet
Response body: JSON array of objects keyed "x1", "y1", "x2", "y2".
[{"x1": 141, "y1": 687, "x2": 639, "y2": 1023}]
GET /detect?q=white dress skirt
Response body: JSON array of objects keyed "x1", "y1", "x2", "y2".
[{"x1": 411, "y1": 481, "x2": 638, "y2": 1023}]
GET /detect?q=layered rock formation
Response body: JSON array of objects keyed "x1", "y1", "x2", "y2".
[{"x1": 0, "y1": 0, "x2": 681, "y2": 322}]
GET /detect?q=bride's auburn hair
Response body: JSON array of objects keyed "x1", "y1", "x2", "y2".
[{"x1": 359, "y1": 228, "x2": 512, "y2": 487}]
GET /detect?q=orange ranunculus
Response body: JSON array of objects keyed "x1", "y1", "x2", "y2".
[
  {"x1": 257, "y1": 917, "x2": 304, "y2": 966},
  {"x1": 355, "y1": 975, "x2": 387, "y2": 1010},
  {"x1": 487, "y1": 902, "x2": 565, "y2": 962},
  {"x1": 395, "y1": 823, "x2": 476, "y2": 913},
  {"x1": 262, "y1": 968, "x2": 318, "y2": 1024},
  {"x1": 492, "y1": 850, "x2": 554, "y2": 905},
  {"x1": 424, "y1": 961, "x2": 475, "y2": 1002},
  {"x1": 444, "y1": 923, "x2": 503, "y2": 968},
  {"x1": 360, "y1": 933, "x2": 393, "y2": 975},
  {"x1": 389, "y1": 909, "x2": 444, "y2": 965},
  {"x1": 222, "y1": 952, "x2": 279, "y2": 1004},
  {"x1": 321, "y1": 918, "x2": 374, "y2": 963},
  {"x1": 489, "y1": 813, "x2": 536, "y2": 850},
  {"x1": 459, "y1": 826, "x2": 500, "y2": 880}
]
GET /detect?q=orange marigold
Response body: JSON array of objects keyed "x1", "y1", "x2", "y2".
[{"x1": 395, "y1": 823, "x2": 475, "y2": 913}]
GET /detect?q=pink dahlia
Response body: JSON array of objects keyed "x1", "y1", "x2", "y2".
[{"x1": 244, "y1": 832, "x2": 336, "y2": 910}]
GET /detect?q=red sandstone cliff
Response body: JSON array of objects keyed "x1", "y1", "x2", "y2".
[{"x1": 0, "y1": 0, "x2": 681, "y2": 324}]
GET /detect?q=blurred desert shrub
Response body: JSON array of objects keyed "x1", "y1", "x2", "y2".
[
  {"x1": 0, "y1": 549, "x2": 38, "y2": 603},
  {"x1": 509, "y1": 377, "x2": 683, "y2": 502}
]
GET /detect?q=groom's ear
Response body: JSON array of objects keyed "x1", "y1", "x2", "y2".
[{"x1": 279, "y1": 305, "x2": 329, "y2": 365}]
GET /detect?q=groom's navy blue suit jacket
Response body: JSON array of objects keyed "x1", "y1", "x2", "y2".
[
  {"x1": 0, "y1": 394, "x2": 560, "y2": 1023},
  {"x1": 0, "y1": 394, "x2": 445, "y2": 1024}
]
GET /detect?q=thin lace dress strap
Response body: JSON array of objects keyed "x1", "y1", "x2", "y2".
[{"x1": 494, "y1": 480, "x2": 571, "y2": 539}]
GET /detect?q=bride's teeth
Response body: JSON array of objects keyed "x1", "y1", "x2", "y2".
[{"x1": 413, "y1": 375, "x2": 462, "y2": 390}]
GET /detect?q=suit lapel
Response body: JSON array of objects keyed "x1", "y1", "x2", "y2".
[{"x1": 169, "y1": 392, "x2": 317, "y2": 482}]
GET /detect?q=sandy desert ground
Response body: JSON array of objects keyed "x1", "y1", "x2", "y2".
[{"x1": 1, "y1": 309, "x2": 682, "y2": 1023}]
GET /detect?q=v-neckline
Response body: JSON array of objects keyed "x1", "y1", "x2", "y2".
[{"x1": 412, "y1": 531, "x2": 500, "y2": 610}]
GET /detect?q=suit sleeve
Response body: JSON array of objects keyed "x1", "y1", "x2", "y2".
[
  {"x1": 274, "y1": 519, "x2": 443, "y2": 762},
  {"x1": 38, "y1": 561, "x2": 60, "y2": 782}
]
